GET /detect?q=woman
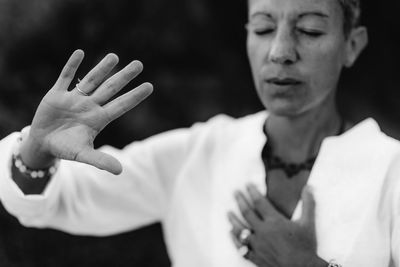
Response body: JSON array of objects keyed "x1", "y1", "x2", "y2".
[{"x1": 0, "y1": 0, "x2": 398, "y2": 267}]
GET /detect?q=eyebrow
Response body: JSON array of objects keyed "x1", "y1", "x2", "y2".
[
  {"x1": 298, "y1": 11, "x2": 329, "y2": 19},
  {"x1": 249, "y1": 11, "x2": 330, "y2": 20},
  {"x1": 249, "y1": 12, "x2": 273, "y2": 20}
]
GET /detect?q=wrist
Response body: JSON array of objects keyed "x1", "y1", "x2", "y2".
[
  {"x1": 19, "y1": 127, "x2": 55, "y2": 169},
  {"x1": 11, "y1": 127, "x2": 59, "y2": 194},
  {"x1": 308, "y1": 255, "x2": 328, "y2": 267}
]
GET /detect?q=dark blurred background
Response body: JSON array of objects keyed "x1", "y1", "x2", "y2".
[{"x1": 0, "y1": 0, "x2": 399, "y2": 266}]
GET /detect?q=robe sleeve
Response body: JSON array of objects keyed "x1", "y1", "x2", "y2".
[
  {"x1": 0, "y1": 126, "x2": 194, "y2": 236},
  {"x1": 386, "y1": 154, "x2": 400, "y2": 266}
]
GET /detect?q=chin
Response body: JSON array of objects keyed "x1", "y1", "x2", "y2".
[
  {"x1": 257, "y1": 84, "x2": 311, "y2": 115},
  {"x1": 262, "y1": 97, "x2": 311, "y2": 118},
  {"x1": 267, "y1": 107, "x2": 307, "y2": 118}
]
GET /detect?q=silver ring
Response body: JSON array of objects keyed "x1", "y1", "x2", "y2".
[
  {"x1": 75, "y1": 79, "x2": 89, "y2": 96},
  {"x1": 239, "y1": 228, "x2": 252, "y2": 246}
]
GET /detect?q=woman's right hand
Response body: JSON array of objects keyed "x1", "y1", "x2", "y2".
[{"x1": 20, "y1": 50, "x2": 153, "y2": 175}]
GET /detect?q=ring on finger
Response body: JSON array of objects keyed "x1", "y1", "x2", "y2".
[
  {"x1": 75, "y1": 78, "x2": 89, "y2": 96},
  {"x1": 239, "y1": 228, "x2": 252, "y2": 246}
]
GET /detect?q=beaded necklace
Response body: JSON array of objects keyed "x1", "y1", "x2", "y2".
[{"x1": 262, "y1": 120, "x2": 345, "y2": 178}]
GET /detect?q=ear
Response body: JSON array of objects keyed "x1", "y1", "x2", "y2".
[{"x1": 343, "y1": 26, "x2": 368, "y2": 68}]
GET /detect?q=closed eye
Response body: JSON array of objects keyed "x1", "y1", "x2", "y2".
[
  {"x1": 297, "y1": 29, "x2": 324, "y2": 37},
  {"x1": 245, "y1": 23, "x2": 275, "y2": 36},
  {"x1": 254, "y1": 29, "x2": 274, "y2": 36}
]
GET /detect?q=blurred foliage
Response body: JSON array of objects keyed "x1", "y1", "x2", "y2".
[
  {"x1": 0, "y1": 0, "x2": 260, "y2": 147},
  {"x1": 0, "y1": 0, "x2": 399, "y2": 265},
  {"x1": 0, "y1": 206, "x2": 170, "y2": 266},
  {"x1": 0, "y1": 0, "x2": 399, "y2": 142}
]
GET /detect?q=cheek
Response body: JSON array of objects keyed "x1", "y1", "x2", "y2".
[
  {"x1": 247, "y1": 37, "x2": 272, "y2": 92},
  {"x1": 302, "y1": 40, "x2": 345, "y2": 89},
  {"x1": 247, "y1": 36, "x2": 266, "y2": 71}
]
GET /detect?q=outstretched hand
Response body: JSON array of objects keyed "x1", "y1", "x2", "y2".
[
  {"x1": 228, "y1": 184, "x2": 326, "y2": 267},
  {"x1": 22, "y1": 50, "x2": 153, "y2": 175}
]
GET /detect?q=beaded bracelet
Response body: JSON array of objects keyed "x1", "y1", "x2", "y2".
[
  {"x1": 328, "y1": 260, "x2": 342, "y2": 267},
  {"x1": 12, "y1": 126, "x2": 59, "y2": 179}
]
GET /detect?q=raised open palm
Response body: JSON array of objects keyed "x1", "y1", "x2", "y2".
[{"x1": 25, "y1": 50, "x2": 153, "y2": 175}]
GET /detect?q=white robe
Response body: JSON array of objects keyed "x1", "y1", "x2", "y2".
[{"x1": 0, "y1": 111, "x2": 400, "y2": 267}]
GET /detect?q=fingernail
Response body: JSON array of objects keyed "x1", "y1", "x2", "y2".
[
  {"x1": 247, "y1": 183, "x2": 255, "y2": 189},
  {"x1": 303, "y1": 185, "x2": 314, "y2": 195},
  {"x1": 105, "y1": 53, "x2": 118, "y2": 63},
  {"x1": 307, "y1": 185, "x2": 314, "y2": 193},
  {"x1": 247, "y1": 184, "x2": 261, "y2": 196},
  {"x1": 130, "y1": 60, "x2": 143, "y2": 70}
]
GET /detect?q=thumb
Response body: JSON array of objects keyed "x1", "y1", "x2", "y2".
[
  {"x1": 299, "y1": 185, "x2": 316, "y2": 229},
  {"x1": 76, "y1": 148, "x2": 123, "y2": 175}
]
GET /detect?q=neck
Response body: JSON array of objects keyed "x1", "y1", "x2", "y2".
[{"x1": 265, "y1": 97, "x2": 341, "y2": 163}]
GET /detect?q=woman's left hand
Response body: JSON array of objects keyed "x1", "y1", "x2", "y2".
[{"x1": 228, "y1": 184, "x2": 326, "y2": 267}]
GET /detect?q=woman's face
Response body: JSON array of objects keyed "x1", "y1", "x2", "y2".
[{"x1": 247, "y1": 0, "x2": 350, "y2": 116}]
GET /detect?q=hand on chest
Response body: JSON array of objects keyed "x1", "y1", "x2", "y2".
[{"x1": 265, "y1": 170, "x2": 310, "y2": 219}]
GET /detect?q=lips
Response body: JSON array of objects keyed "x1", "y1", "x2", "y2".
[{"x1": 266, "y1": 77, "x2": 302, "y2": 86}]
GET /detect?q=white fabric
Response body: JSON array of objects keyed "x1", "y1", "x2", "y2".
[{"x1": 1, "y1": 111, "x2": 400, "y2": 267}]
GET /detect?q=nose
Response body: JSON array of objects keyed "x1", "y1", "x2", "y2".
[{"x1": 269, "y1": 29, "x2": 299, "y2": 65}]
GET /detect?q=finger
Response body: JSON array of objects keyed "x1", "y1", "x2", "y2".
[
  {"x1": 246, "y1": 184, "x2": 282, "y2": 220},
  {"x1": 76, "y1": 148, "x2": 123, "y2": 175},
  {"x1": 103, "y1": 82, "x2": 153, "y2": 122},
  {"x1": 245, "y1": 250, "x2": 260, "y2": 265},
  {"x1": 235, "y1": 191, "x2": 261, "y2": 227},
  {"x1": 76, "y1": 53, "x2": 119, "y2": 95},
  {"x1": 92, "y1": 60, "x2": 143, "y2": 105},
  {"x1": 54, "y1": 49, "x2": 85, "y2": 90},
  {"x1": 228, "y1": 211, "x2": 249, "y2": 236},
  {"x1": 230, "y1": 231, "x2": 242, "y2": 248},
  {"x1": 299, "y1": 185, "x2": 316, "y2": 228},
  {"x1": 231, "y1": 232, "x2": 257, "y2": 263}
]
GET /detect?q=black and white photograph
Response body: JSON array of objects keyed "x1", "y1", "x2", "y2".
[{"x1": 0, "y1": 0, "x2": 400, "y2": 266}]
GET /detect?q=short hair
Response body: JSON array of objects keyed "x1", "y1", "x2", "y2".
[{"x1": 338, "y1": 0, "x2": 361, "y2": 37}]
